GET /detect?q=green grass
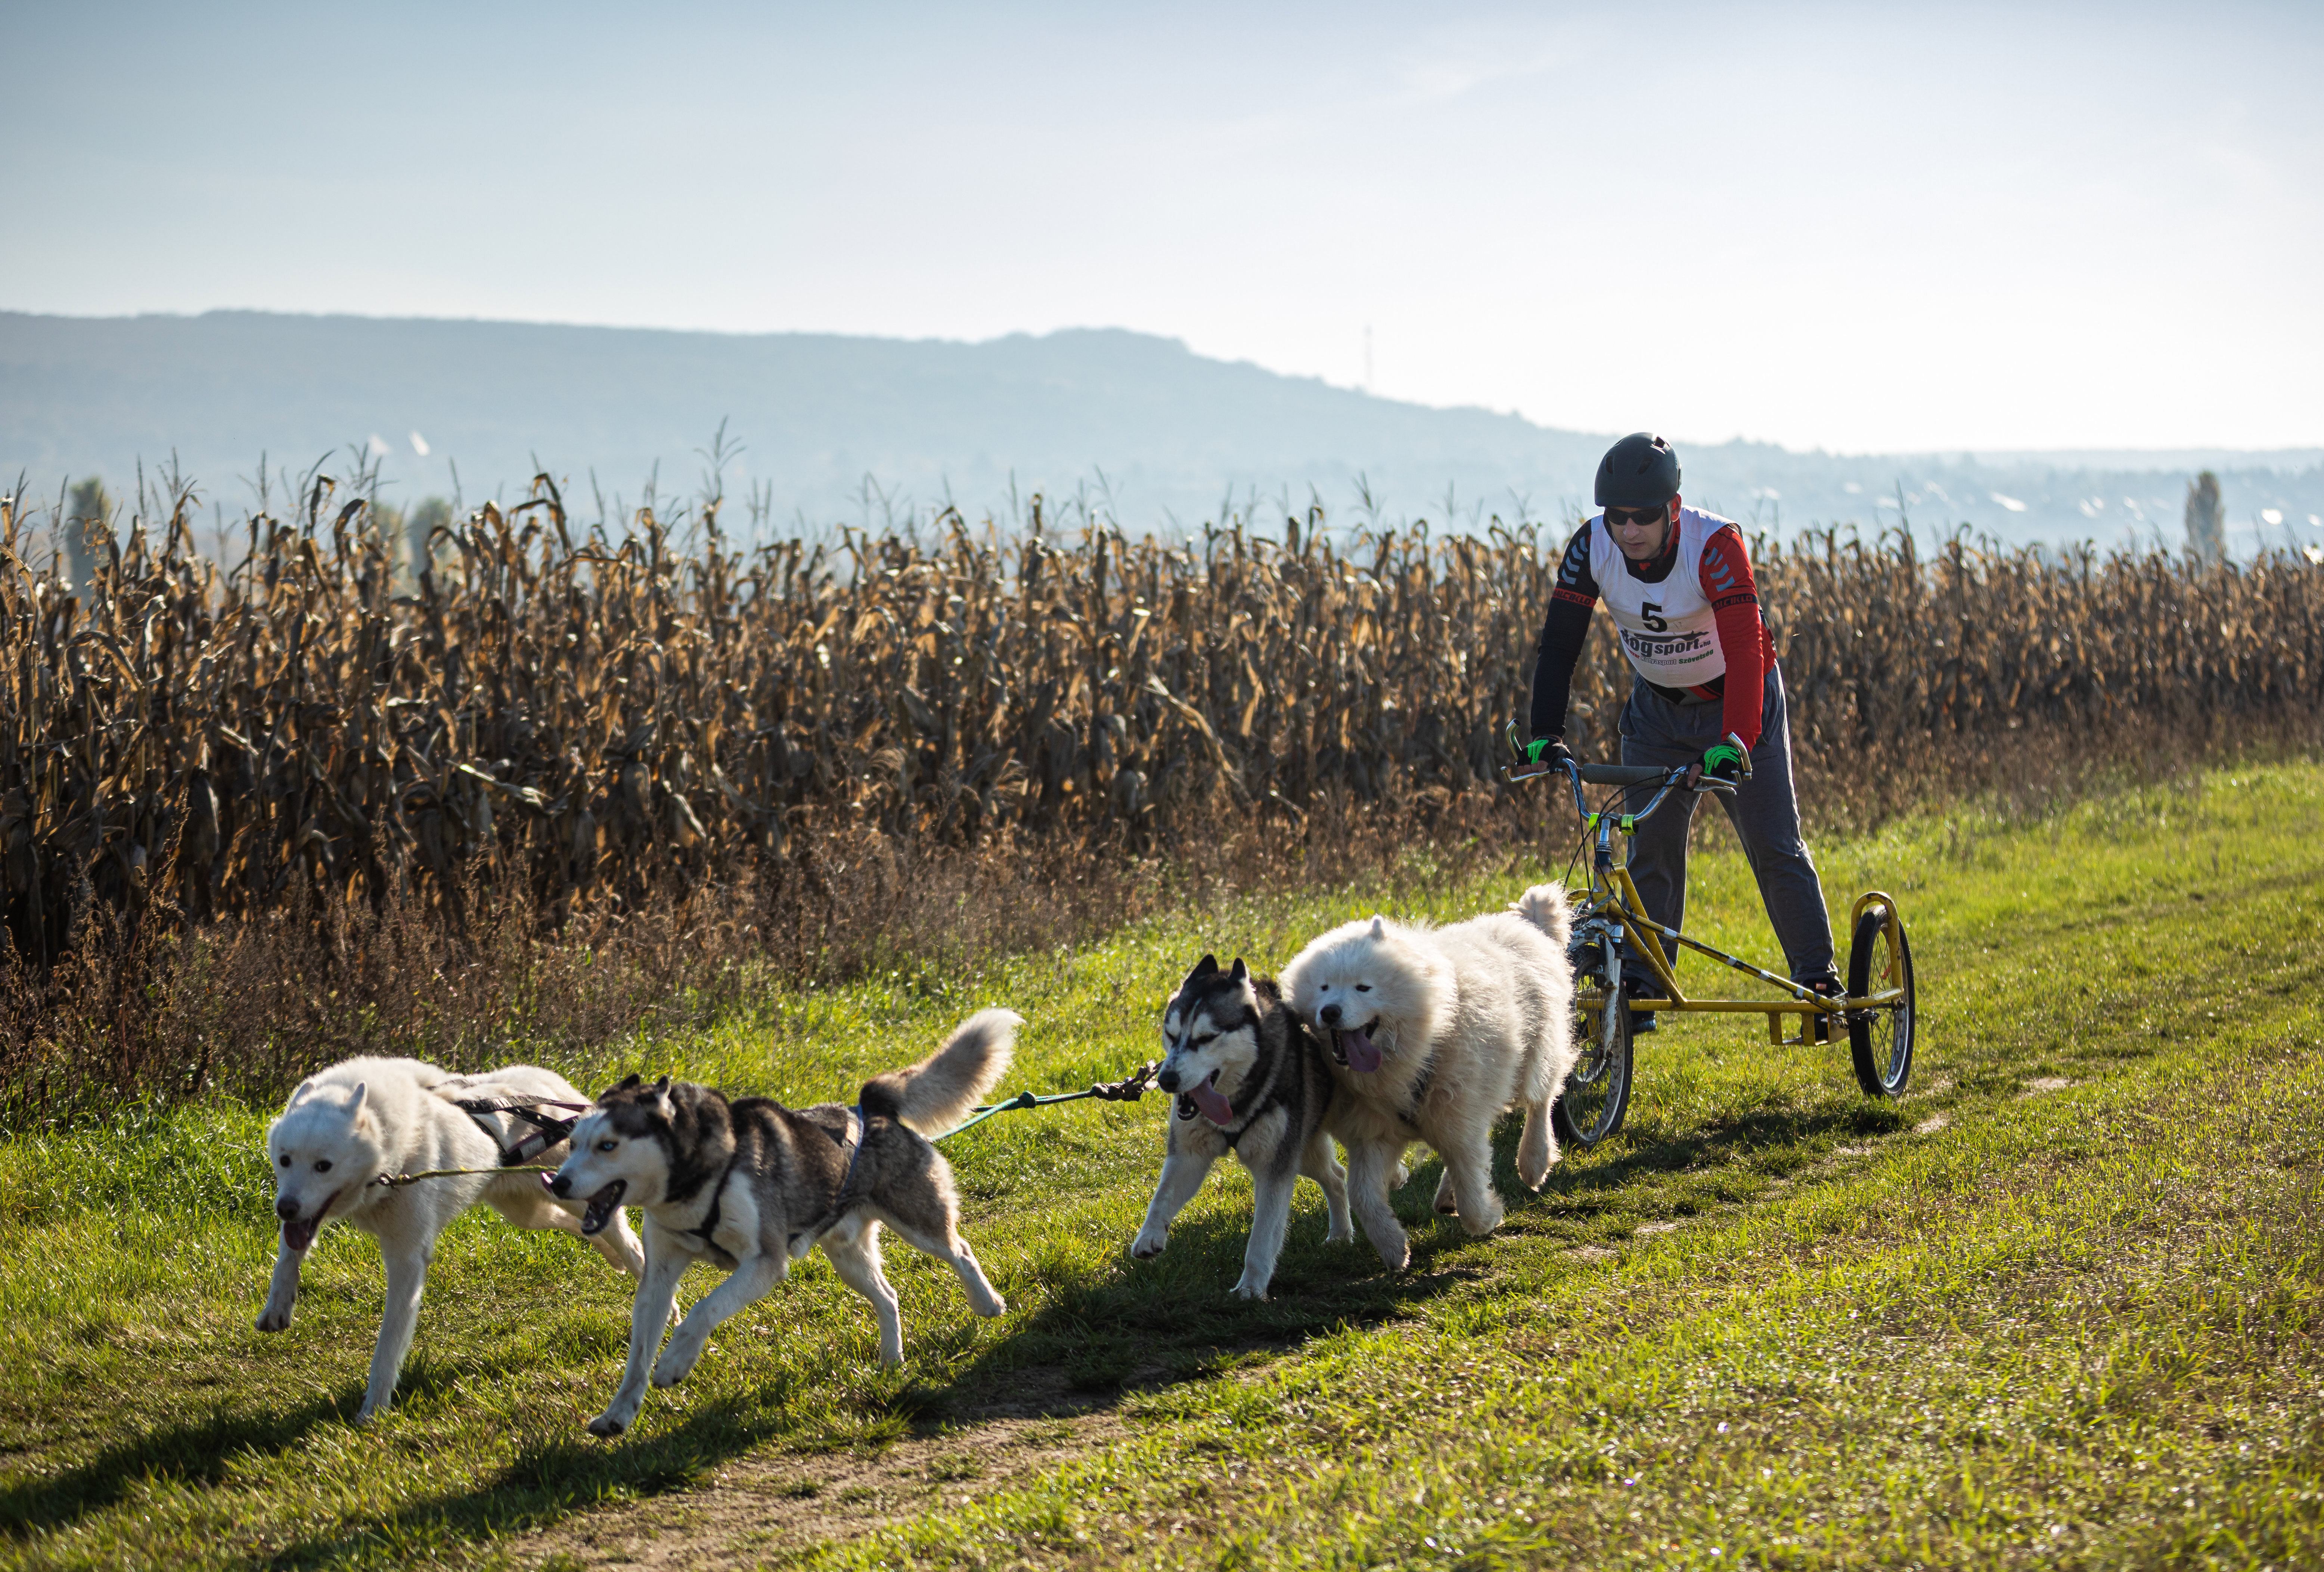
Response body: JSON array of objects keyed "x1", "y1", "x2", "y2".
[{"x1": 3, "y1": 765, "x2": 2322, "y2": 1568}]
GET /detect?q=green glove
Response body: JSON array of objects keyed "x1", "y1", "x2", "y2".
[
  {"x1": 1701, "y1": 739, "x2": 1747, "y2": 783},
  {"x1": 1526, "y1": 738, "x2": 1574, "y2": 770}
]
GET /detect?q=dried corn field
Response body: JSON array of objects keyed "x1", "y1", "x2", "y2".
[{"x1": 1, "y1": 474, "x2": 2319, "y2": 1113}]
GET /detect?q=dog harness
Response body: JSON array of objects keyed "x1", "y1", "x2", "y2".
[
  {"x1": 452, "y1": 1098, "x2": 581, "y2": 1166},
  {"x1": 1399, "y1": 1060, "x2": 1434, "y2": 1128},
  {"x1": 682, "y1": 1165, "x2": 739, "y2": 1263},
  {"x1": 685, "y1": 1106, "x2": 866, "y2": 1259},
  {"x1": 1174, "y1": 1042, "x2": 1285, "y2": 1151}
]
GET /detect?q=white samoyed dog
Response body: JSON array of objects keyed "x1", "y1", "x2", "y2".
[
  {"x1": 260, "y1": 1056, "x2": 648, "y2": 1422},
  {"x1": 1280, "y1": 884, "x2": 1577, "y2": 1270}
]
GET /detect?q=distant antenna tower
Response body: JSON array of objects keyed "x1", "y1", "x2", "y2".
[{"x1": 1364, "y1": 325, "x2": 1373, "y2": 394}]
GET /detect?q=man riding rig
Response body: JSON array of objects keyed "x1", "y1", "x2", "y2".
[{"x1": 1524, "y1": 432, "x2": 1843, "y2": 1030}]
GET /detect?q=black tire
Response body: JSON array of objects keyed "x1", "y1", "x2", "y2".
[
  {"x1": 1846, "y1": 904, "x2": 1916, "y2": 1097},
  {"x1": 1555, "y1": 940, "x2": 1635, "y2": 1147}
]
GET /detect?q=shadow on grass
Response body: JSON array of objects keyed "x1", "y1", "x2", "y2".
[
  {"x1": 266, "y1": 1393, "x2": 765, "y2": 1568},
  {"x1": 259, "y1": 1205, "x2": 1462, "y2": 1565},
  {"x1": 1534, "y1": 1098, "x2": 1911, "y2": 1213},
  {"x1": 933, "y1": 1201, "x2": 1483, "y2": 1418},
  {"x1": 218, "y1": 1106, "x2": 1915, "y2": 1563},
  {"x1": 0, "y1": 1391, "x2": 350, "y2": 1539},
  {"x1": 239, "y1": 1185, "x2": 1473, "y2": 1564},
  {"x1": 933, "y1": 1100, "x2": 1920, "y2": 1420}
]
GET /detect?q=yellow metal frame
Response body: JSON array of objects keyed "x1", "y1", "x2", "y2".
[
  {"x1": 1571, "y1": 855, "x2": 1911, "y2": 1050},
  {"x1": 1505, "y1": 741, "x2": 1914, "y2": 1053}
]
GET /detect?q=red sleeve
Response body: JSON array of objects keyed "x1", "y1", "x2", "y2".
[{"x1": 1700, "y1": 526, "x2": 1767, "y2": 749}]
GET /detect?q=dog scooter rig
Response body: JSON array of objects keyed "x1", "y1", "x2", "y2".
[{"x1": 1503, "y1": 725, "x2": 1918, "y2": 1148}]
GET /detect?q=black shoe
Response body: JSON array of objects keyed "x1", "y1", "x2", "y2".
[
  {"x1": 1801, "y1": 973, "x2": 1844, "y2": 1043},
  {"x1": 1621, "y1": 971, "x2": 1664, "y2": 1035}
]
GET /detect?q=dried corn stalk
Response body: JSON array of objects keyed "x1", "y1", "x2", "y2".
[{"x1": 0, "y1": 477, "x2": 2317, "y2": 964}]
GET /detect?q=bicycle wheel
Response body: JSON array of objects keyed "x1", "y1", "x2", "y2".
[
  {"x1": 1555, "y1": 939, "x2": 1634, "y2": 1147},
  {"x1": 1846, "y1": 903, "x2": 1916, "y2": 1097}
]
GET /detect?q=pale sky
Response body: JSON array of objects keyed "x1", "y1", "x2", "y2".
[{"x1": 5, "y1": 1, "x2": 2319, "y2": 454}]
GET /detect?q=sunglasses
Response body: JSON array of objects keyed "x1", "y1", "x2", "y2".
[{"x1": 1605, "y1": 504, "x2": 1669, "y2": 528}]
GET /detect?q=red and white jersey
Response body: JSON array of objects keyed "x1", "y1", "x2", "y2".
[{"x1": 1543, "y1": 506, "x2": 1773, "y2": 744}]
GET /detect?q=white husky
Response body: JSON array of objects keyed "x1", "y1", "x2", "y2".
[
  {"x1": 1280, "y1": 885, "x2": 1577, "y2": 1271},
  {"x1": 259, "y1": 1056, "x2": 647, "y2": 1422}
]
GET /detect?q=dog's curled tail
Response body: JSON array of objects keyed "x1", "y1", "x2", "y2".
[
  {"x1": 860, "y1": 1007, "x2": 1022, "y2": 1135},
  {"x1": 1511, "y1": 883, "x2": 1575, "y2": 948}
]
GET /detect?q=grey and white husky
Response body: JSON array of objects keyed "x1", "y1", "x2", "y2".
[
  {"x1": 551, "y1": 1008, "x2": 1020, "y2": 1438},
  {"x1": 260, "y1": 1056, "x2": 648, "y2": 1422},
  {"x1": 1130, "y1": 956, "x2": 1353, "y2": 1300}
]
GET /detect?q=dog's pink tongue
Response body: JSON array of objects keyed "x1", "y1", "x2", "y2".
[
  {"x1": 282, "y1": 1217, "x2": 317, "y2": 1252},
  {"x1": 1188, "y1": 1081, "x2": 1236, "y2": 1125},
  {"x1": 1344, "y1": 1028, "x2": 1383, "y2": 1074}
]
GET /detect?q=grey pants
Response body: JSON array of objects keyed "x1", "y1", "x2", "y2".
[{"x1": 1617, "y1": 662, "x2": 1837, "y2": 984}]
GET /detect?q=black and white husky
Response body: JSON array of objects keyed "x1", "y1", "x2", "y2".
[
  {"x1": 550, "y1": 1009, "x2": 1019, "y2": 1438},
  {"x1": 1130, "y1": 956, "x2": 1353, "y2": 1299}
]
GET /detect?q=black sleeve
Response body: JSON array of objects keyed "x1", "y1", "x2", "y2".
[{"x1": 1527, "y1": 524, "x2": 1600, "y2": 740}]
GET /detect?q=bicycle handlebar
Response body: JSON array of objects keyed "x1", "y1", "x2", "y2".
[
  {"x1": 1502, "y1": 737, "x2": 1736, "y2": 847},
  {"x1": 1498, "y1": 724, "x2": 1737, "y2": 830},
  {"x1": 1575, "y1": 764, "x2": 1668, "y2": 786}
]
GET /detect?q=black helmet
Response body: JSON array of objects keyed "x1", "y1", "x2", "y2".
[{"x1": 1595, "y1": 433, "x2": 1681, "y2": 508}]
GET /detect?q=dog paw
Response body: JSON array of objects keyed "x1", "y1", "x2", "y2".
[
  {"x1": 1370, "y1": 1233, "x2": 1411, "y2": 1272},
  {"x1": 1229, "y1": 1276, "x2": 1270, "y2": 1302},
  {"x1": 972, "y1": 1292, "x2": 1006, "y2": 1318},
  {"x1": 587, "y1": 1411, "x2": 628, "y2": 1438},
  {"x1": 1459, "y1": 1196, "x2": 1506, "y2": 1236},
  {"x1": 1518, "y1": 1132, "x2": 1557, "y2": 1191},
  {"x1": 1433, "y1": 1171, "x2": 1458, "y2": 1214},
  {"x1": 255, "y1": 1305, "x2": 292, "y2": 1333},
  {"x1": 649, "y1": 1353, "x2": 697, "y2": 1390},
  {"x1": 1325, "y1": 1220, "x2": 1357, "y2": 1244},
  {"x1": 1130, "y1": 1230, "x2": 1168, "y2": 1260}
]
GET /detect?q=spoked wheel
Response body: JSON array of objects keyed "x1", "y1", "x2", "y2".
[
  {"x1": 1555, "y1": 936, "x2": 1634, "y2": 1147},
  {"x1": 1846, "y1": 902, "x2": 1917, "y2": 1097}
]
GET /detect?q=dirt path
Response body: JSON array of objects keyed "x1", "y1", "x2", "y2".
[
  {"x1": 509, "y1": 1406, "x2": 1131, "y2": 1569},
  {"x1": 502, "y1": 1145, "x2": 1906, "y2": 1568}
]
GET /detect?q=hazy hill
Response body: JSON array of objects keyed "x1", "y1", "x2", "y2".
[{"x1": 4, "y1": 310, "x2": 2319, "y2": 554}]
